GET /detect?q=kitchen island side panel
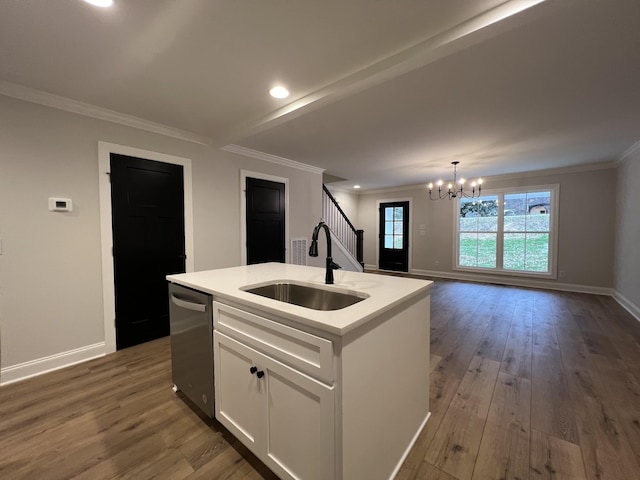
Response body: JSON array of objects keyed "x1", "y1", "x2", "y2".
[{"x1": 340, "y1": 293, "x2": 430, "y2": 480}]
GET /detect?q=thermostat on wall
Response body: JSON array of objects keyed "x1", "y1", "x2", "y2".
[{"x1": 48, "y1": 197, "x2": 73, "y2": 212}]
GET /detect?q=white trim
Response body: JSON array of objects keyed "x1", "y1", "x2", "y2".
[
  {"x1": 614, "y1": 291, "x2": 640, "y2": 323},
  {"x1": 0, "y1": 342, "x2": 105, "y2": 386},
  {"x1": 0, "y1": 80, "x2": 210, "y2": 145},
  {"x1": 98, "y1": 142, "x2": 195, "y2": 354},
  {"x1": 407, "y1": 268, "x2": 613, "y2": 296},
  {"x1": 240, "y1": 170, "x2": 290, "y2": 265},
  {"x1": 223, "y1": 144, "x2": 324, "y2": 175},
  {"x1": 375, "y1": 198, "x2": 413, "y2": 272}
]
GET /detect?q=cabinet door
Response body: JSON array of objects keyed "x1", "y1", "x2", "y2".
[
  {"x1": 262, "y1": 351, "x2": 335, "y2": 480},
  {"x1": 214, "y1": 331, "x2": 265, "y2": 451},
  {"x1": 214, "y1": 331, "x2": 335, "y2": 480}
]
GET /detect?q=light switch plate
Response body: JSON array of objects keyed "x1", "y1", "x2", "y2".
[{"x1": 49, "y1": 197, "x2": 73, "y2": 212}]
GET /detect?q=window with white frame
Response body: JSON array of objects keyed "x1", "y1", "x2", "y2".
[{"x1": 456, "y1": 185, "x2": 558, "y2": 276}]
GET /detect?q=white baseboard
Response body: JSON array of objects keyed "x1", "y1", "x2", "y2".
[
  {"x1": 614, "y1": 291, "x2": 640, "y2": 323},
  {"x1": 408, "y1": 268, "x2": 614, "y2": 295},
  {"x1": 364, "y1": 266, "x2": 614, "y2": 296},
  {"x1": 0, "y1": 342, "x2": 106, "y2": 386}
]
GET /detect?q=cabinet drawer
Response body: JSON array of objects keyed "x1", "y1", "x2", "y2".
[{"x1": 213, "y1": 302, "x2": 334, "y2": 384}]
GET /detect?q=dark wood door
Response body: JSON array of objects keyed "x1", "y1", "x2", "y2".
[
  {"x1": 110, "y1": 154, "x2": 185, "y2": 349},
  {"x1": 246, "y1": 177, "x2": 285, "y2": 264},
  {"x1": 379, "y1": 201, "x2": 409, "y2": 272}
]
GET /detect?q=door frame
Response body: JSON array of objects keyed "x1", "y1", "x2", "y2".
[
  {"x1": 376, "y1": 197, "x2": 413, "y2": 272},
  {"x1": 240, "y1": 170, "x2": 289, "y2": 265},
  {"x1": 98, "y1": 141, "x2": 194, "y2": 354}
]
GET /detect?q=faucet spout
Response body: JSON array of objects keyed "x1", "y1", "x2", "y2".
[{"x1": 309, "y1": 221, "x2": 341, "y2": 284}]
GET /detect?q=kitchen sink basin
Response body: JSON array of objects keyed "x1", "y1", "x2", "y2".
[{"x1": 242, "y1": 282, "x2": 368, "y2": 311}]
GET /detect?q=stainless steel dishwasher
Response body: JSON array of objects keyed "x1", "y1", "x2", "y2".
[{"x1": 168, "y1": 282, "x2": 214, "y2": 418}]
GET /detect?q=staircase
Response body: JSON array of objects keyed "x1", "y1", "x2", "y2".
[{"x1": 322, "y1": 185, "x2": 364, "y2": 272}]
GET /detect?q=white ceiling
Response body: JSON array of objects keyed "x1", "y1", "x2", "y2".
[{"x1": 1, "y1": 0, "x2": 639, "y2": 190}]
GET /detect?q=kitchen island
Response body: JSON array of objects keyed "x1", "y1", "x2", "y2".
[{"x1": 167, "y1": 263, "x2": 432, "y2": 480}]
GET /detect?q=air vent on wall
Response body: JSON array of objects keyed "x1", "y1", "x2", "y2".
[{"x1": 291, "y1": 238, "x2": 308, "y2": 266}]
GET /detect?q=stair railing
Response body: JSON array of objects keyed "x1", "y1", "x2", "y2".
[{"x1": 322, "y1": 185, "x2": 364, "y2": 266}]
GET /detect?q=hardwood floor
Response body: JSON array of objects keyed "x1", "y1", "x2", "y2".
[{"x1": 1, "y1": 280, "x2": 639, "y2": 479}]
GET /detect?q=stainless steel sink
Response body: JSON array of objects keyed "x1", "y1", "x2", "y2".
[{"x1": 242, "y1": 282, "x2": 368, "y2": 311}]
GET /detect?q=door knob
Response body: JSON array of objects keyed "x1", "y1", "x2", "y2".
[{"x1": 249, "y1": 366, "x2": 258, "y2": 374}]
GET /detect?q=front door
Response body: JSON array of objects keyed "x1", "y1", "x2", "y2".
[
  {"x1": 379, "y1": 201, "x2": 409, "y2": 272},
  {"x1": 110, "y1": 154, "x2": 186, "y2": 349},
  {"x1": 246, "y1": 177, "x2": 286, "y2": 264}
]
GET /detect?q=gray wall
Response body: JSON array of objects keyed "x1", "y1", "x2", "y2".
[
  {"x1": 357, "y1": 167, "x2": 618, "y2": 290},
  {"x1": 615, "y1": 151, "x2": 640, "y2": 316},
  {"x1": 0, "y1": 95, "x2": 322, "y2": 373}
]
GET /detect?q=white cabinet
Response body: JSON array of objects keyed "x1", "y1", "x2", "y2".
[
  {"x1": 213, "y1": 308, "x2": 335, "y2": 480},
  {"x1": 213, "y1": 295, "x2": 430, "y2": 480}
]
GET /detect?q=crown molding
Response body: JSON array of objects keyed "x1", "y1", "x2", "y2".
[
  {"x1": 221, "y1": 144, "x2": 324, "y2": 175},
  {"x1": 620, "y1": 138, "x2": 640, "y2": 161},
  {"x1": 0, "y1": 80, "x2": 211, "y2": 146}
]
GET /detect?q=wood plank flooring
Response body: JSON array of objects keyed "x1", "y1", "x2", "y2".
[{"x1": 1, "y1": 279, "x2": 639, "y2": 479}]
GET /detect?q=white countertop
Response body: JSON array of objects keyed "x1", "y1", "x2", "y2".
[{"x1": 167, "y1": 263, "x2": 432, "y2": 335}]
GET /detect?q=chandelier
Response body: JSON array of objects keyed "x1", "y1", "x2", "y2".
[{"x1": 428, "y1": 161, "x2": 482, "y2": 200}]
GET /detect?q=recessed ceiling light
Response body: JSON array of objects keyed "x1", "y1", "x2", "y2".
[
  {"x1": 83, "y1": 0, "x2": 114, "y2": 7},
  {"x1": 353, "y1": 185, "x2": 361, "y2": 189},
  {"x1": 269, "y1": 86, "x2": 289, "y2": 99}
]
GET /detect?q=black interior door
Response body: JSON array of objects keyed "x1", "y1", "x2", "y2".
[
  {"x1": 246, "y1": 177, "x2": 285, "y2": 264},
  {"x1": 110, "y1": 154, "x2": 185, "y2": 349},
  {"x1": 379, "y1": 201, "x2": 409, "y2": 272}
]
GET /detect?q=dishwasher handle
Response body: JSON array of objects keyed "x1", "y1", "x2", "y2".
[{"x1": 170, "y1": 294, "x2": 207, "y2": 313}]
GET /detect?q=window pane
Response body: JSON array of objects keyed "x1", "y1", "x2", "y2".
[
  {"x1": 459, "y1": 233, "x2": 478, "y2": 267},
  {"x1": 393, "y1": 221, "x2": 403, "y2": 234},
  {"x1": 384, "y1": 235, "x2": 393, "y2": 248},
  {"x1": 478, "y1": 215, "x2": 497, "y2": 232},
  {"x1": 394, "y1": 207, "x2": 404, "y2": 220},
  {"x1": 385, "y1": 222, "x2": 393, "y2": 234},
  {"x1": 393, "y1": 235, "x2": 403, "y2": 249},
  {"x1": 460, "y1": 216, "x2": 477, "y2": 232},
  {"x1": 460, "y1": 199, "x2": 481, "y2": 218},
  {"x1": 525, "y1": 233, "x2": 549, "y2": 271},
  {"x1": 526, "y1": 213, "x2": 549, "y2": 232},
  {"x1": 385, "y1": 207, "x2": 393, "y2": 221},
  {"x1": 504, "y1": 233, "x2": 526, "y2": 270},
  {"x1": 504, "y1": 193, "x2": 527, "y2": 232},
  {"x1": 477, "y1": 233, "x2": 497, "y2": 268},
  {"x1": 526, "y1": 191, "x2": 550, "y2": 232},
  {"x1": 477, "y1": 196, "x2": 498, "y2": 232}
]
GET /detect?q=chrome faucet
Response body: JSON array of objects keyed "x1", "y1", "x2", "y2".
[{"x1": 309, "y1": 221, "x2": 341, "y2": 284}]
